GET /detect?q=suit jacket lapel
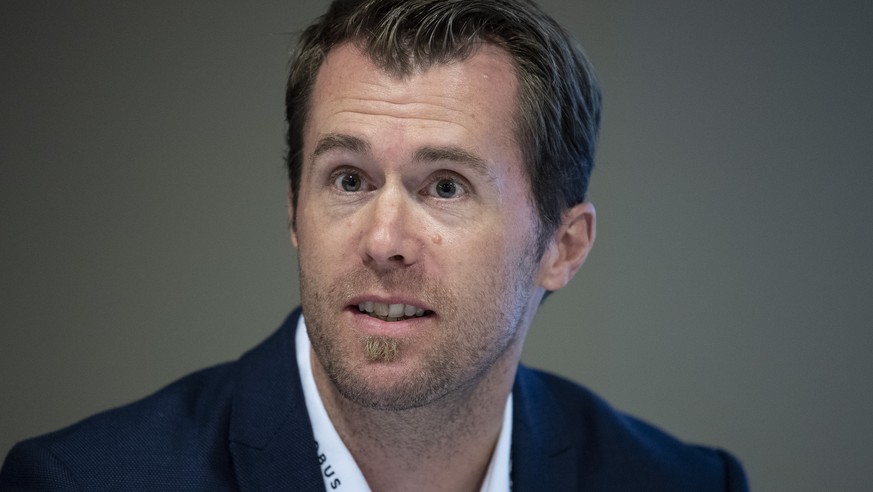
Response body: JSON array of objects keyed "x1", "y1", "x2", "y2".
[
  {"x1": 511, "y1": 365, "x2": 578, "y2": 491},
  {"x1": 224, "y1": 313, "x2": 582, "y2": 492},
  {"x1": 228, "y1": 309, "x2": 326, "y2": 492}
]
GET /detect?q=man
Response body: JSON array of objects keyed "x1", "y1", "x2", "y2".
[{"x1": 1, "y1": 0, "x2": 748, "y2": 490}]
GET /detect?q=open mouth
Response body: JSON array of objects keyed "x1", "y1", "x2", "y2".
[{"x1": 356, "y1": 301, "x2": 432, "y2": 322}]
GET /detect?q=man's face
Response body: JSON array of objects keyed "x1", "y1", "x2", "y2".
[{"x1": 292, "y1": 43, "x2": 549, "y2": 410}]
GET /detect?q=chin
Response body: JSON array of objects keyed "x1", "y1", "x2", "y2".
[{"x1": 328, "y1": 349, "x2": 460, "y2": 411}]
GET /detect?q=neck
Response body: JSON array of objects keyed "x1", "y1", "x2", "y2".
[{"x1": 311, "y1": 344, "x2": 520, "y2": 492}]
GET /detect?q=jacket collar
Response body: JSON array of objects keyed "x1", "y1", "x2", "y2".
[
  {"x1": 511, "y1": 365, "x2": 579, "y2": 490},
  {"x1": 228, "y1": 308, "x2": 325, "y2": 492}
]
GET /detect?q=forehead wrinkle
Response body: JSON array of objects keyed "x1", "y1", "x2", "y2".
[{"x1": 329, "y1": 93, "x2": 478, "y2": 124}]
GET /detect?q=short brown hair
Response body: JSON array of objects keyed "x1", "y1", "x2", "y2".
[{"x1": 286, "y1": 0, "x2": 601, "y2": 256}]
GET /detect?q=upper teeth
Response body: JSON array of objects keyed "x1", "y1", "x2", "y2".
[{"x1": 358, "y1": 302, "x2": 426, "y2": 318}]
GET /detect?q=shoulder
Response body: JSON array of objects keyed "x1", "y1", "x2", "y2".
[
  {"x1": 1, "y1": 310, "x2": 308, "y2": 491},
  {"x1": 1, "y1": 362, "x2": 239, "y2": 491},
  {"x1": 514, "y1": 366, "x2": 749, "y2": 491}
]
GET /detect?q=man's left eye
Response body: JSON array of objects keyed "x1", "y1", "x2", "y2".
[{"x1": 427, "y1": 178, "x2": 465, "y2": 199}]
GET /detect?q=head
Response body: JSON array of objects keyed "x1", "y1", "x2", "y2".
[
  {"x1": 285, "y1": 0, "x2": 600, "y2": 411},
  {"x1": 286, "y1": 0, "x2": 602, "y2": 257}
]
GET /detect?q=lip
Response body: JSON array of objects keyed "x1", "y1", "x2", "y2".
[
  {"x1": 344, "y1": 295, "x2": 435, "y2": 338},
  {"x1": 346, "y1": 295, "x2": 433, "y2": 313}
]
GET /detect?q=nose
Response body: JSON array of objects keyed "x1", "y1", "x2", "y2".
[{"x1": 358, "y1": 183, "x2": 420, "y2": 270}]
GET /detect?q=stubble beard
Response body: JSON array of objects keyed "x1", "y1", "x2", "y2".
[{"x1": 299, "y1": 252, "x2": 537, "y2": 412}]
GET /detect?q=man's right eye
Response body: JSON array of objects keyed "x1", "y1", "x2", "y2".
[{"x1": 334, "y1": 172, "x2": 362, "y2": 192}]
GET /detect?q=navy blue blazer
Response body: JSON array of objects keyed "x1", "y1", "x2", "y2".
[{"x1": 1, "y1": 309, "x2": 748, "y2": 491}]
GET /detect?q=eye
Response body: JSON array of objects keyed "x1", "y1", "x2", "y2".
[
  {"x1": 334, "y1": 171, "x2": 363, "y2": 192},
  {"x1": 427, "y1": 177, "x2": 466, "y2": 199}
]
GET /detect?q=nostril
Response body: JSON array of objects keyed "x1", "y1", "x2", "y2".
[{"x1": 388, "y1": 254, "x2": 404, "y2": 262}]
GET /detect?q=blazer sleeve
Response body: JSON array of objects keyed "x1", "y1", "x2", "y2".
[
  {"x1": 719, "y1": 449, "x2": 750, "y2": 492},
  {"x1": 0, "y1": 440, "x2": 80, "y2": 492}
]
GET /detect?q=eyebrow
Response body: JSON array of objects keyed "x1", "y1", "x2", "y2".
[
  {"x1": 310, "y1": 133, "x2": 495, "y2": 180},
  {"x1": 311, "y1": 133, "x2": 370, "y2": 160},
  {"x1": 414, "y1": 146, "x2": 497, "y2": 182}
]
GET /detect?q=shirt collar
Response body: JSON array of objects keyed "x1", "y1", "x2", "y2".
[{"x1": 295, "y1": 315, "x2": 513, "y2": 492}]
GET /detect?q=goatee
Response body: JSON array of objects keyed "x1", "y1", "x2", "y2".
[{"x1": 364, "y1": 336, "x2": 399, "y2": 362}]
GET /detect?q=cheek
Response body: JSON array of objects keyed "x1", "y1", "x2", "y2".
[
  {"x1": 298, "y1": 203, "x2": 355, "y2": 251},
  {"x1": 443, "y1": 227, "x2": 512, "y2": 278}
]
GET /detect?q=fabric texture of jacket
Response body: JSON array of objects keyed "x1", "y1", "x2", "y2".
[{"x1": 1, "y1": 309, "x2": 749, "y2": 491}]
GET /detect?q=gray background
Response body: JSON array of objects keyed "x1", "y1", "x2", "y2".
[{"x1": 2, "y1": 1, "x2": 871, "y2": 490}]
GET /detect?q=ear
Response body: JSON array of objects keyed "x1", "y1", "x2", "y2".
[
  {"x1": 287, "y1": 184, "x2": 299, "y2": 249},
  {"x1": 536, "y1": 202, "x2": 596, "y2": 291}
]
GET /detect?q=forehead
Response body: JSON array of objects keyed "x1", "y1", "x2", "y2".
[{"x1": 304, "y1": 42, "x2": 522, "y2": 161}]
